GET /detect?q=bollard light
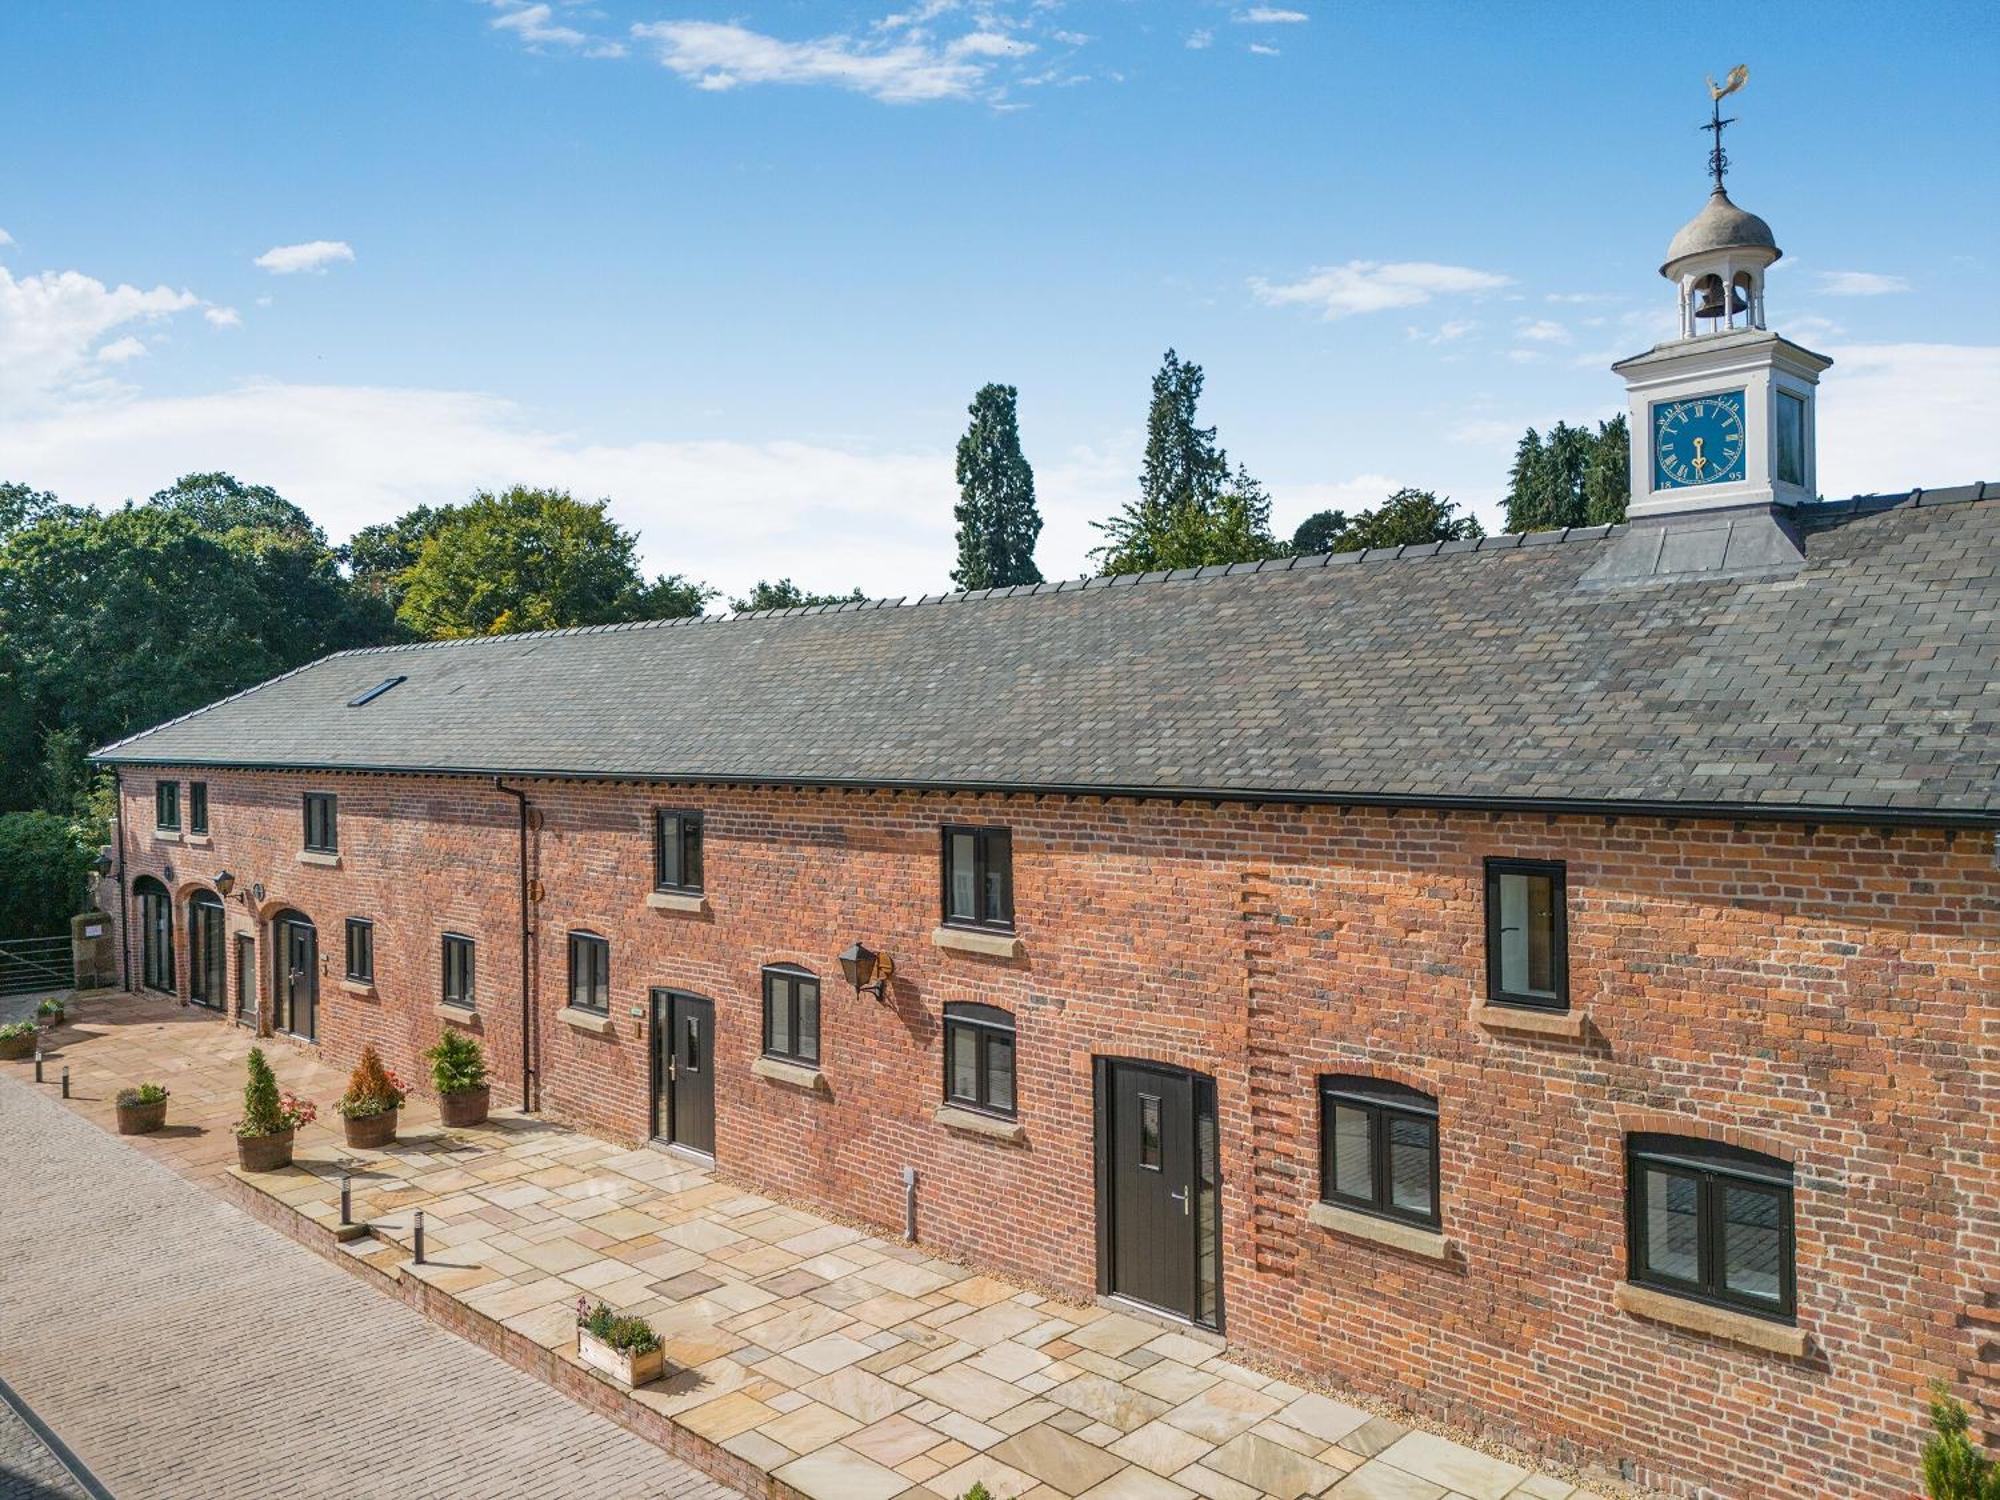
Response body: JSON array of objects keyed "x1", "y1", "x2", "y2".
[
  {"x1": 339, "y1": 1171, "x2": 352, "y2": 1227},
  {"x1": 413, "y1": 1208, "x2": 426, "y2": 1265},
  {"x1": 61, "y1": 1066, "x2": 70, "y2": 1099},
  {"x1": 33, "y1": 1049, "x2": 42, "y2": 1084}
]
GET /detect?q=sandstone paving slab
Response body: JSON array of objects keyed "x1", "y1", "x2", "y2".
[
  {"x1": 1201, "y1": 1431, "x2": 1342, "y2": 1500},
  {"x1": 992, "y1": 1420, "x2": 1131, "y2": 1494},
  {"x1": 773, "y1": 1442, "x2": 910, "y2": 1500},
  {"x1": 1374, "y1": 1432, "x2": 1529, "y2": 1500},
  {"x1": 1329, "y1": 1462, "x2": 1449, "y2": 1500}
]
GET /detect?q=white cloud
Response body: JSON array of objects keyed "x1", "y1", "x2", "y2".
[
  {"x1": 0, "y1": 228, "x2": 13, "y2": 248},
  {"x1": 1049, "y1": 29, "x2": 1090, "y2": 45},
  {"x1": 1817, "y1": 343, "x2": 2000, "y2": 496},
  {"x1": 0, "y1": 265, "x2": 199, "y2": 406},
  {"x1": 1237, "y1": 6, "x2": 1309, "y2": 20},
  {"x1": 254, "y1": 240, "x2": 355, "y2": 275},
  {"x1": 1544, "y1": 291, "x2": 1615, "y2": 305},
  {"x1": 1247, "y1": 42, "x2": 1280, "y2": 55},
  {"x1": 204, "y1": 305, "x2": 243, "y2": 328},
  {"x1": 1185, "y1": 28, "x2": 1214, "y2": 48},
  {"x1": 629, "y1": 19, "x2": 1024, "y2": 102},
  {"x1": 1407, "y1": 319, "x2": 1476, "y2": 345},
  {"x1": 1514, "y1": 318, "x2": 1569, "y2": 343},
  {"x1": 1250, "y1": 260, "x2": 1512, "y2": 320},
  {"x1": 1815, "y1": 269, "x2": 1910, "y2": 297},
  {"x1": 95, "y1": 336, "x2": 148, "y2": 365},
  {"x1": 489, "y1": 2, "x2": 627, "y2": 57}
]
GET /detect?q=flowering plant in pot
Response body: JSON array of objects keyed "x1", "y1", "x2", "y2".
[
  {"x1": 0, "y1": 1020, "x2": 35, "y2": 1061},
  {"x1": 116, "y1": 1082, "x2": 170, "y2": 1135},
  {"x1": 234, "y1": 1048, "x2": 316, "y2": 1170},
  {"x1": 425, "y1": 1030, "x2": 490, "y2": 1127},
  {"x1": 334, "y1": 1044, "x2": 407, "y2": 1148},
  {"x1": 574, "y1": 1298, "x2": 665, "y2": 1387},
  {"x1": 36, "y1": 996, "x2": 66, "y2": 1025}
]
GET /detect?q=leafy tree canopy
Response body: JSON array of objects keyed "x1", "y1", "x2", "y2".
[
  {"x1": 728, "y1": 579, "x2": 867, "y2": 614},
  {"x1": 394, "y1": 486, "x2": 712, "y2": 638},
  {"x1": 148, "y1": 471, "x2": 325, "y2": 544},
  {"x1": 345, "y1": 504, "x2": 448, "y2": 605},
  {"x1": 0, "y1": 810, "x2": 96, "y2": 938},
  {"x1": 952, "y1": 383, "x2": 1043, "y2": 590},
  {"x1": 1503, "y1": 415, "x2": 1629, "y2": 533},
  {"x1": 0, "y1": 482, "x2": 79, "y2": 538},
  {"x1": 1293, "y1": 488, "x2": 1484, "y2": 556},
  {"x1": 1093, "y1": 349, "x2": 1282, "y2": 574}
]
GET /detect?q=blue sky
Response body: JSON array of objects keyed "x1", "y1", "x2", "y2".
[{"x1": 3, "y1": 0, "x2": 1996, "y2": 598}]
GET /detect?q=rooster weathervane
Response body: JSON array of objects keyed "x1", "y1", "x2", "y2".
[{"x1": 1702, "y1": 64, "x2": 1749, "y2": 191}]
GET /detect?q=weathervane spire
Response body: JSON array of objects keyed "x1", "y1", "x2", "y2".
[{"x1": 1702, "y1": 64, "x2": 1750, "y2": 192}]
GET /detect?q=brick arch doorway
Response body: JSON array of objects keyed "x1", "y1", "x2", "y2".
[
  {"x1": 133, "y1": 875, "x2": 174, "y2": 995},
  {"x1": 270, "y1": 910, "x2": 318, "y2": 1043}
]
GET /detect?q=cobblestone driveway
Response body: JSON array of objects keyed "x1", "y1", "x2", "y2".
[{"x1": 0, "y1": 1071, "x2": 739, "y2": 1500}]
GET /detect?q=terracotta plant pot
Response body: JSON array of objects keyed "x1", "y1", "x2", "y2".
[
  {"x1": 577, "y1": 1327, "x2": 665, "y2": 1388},
  {"x1": 0, "y1": 1034, "x2": 33, "y2": 1062},
  {"x1": 342, "y1": 1107, "x2": 398, "y2": 1149},
  {"x1": 236, "y1": 1127, "x2": 295, "y2": 1171},
  {"x1": 116, "y1": 1098, "x2": 168, "y2": 1135},
  {"x1": 438, "y1": 1085, "x2": 489, "y2": 1127}
]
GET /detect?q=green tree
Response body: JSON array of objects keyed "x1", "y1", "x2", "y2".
[
  {"x1": 952, "y1": 383, "x2": 1043, "y2": 590},
  {"x1": 395, "y1": 486, "x2": 712, "y2": 638},
  {"x1": 1093, "y1": 349, "x2": 1281, "y2": 574},
  {"x1": 148, "y1": 471, "x2": 324, "y2": 543},
  {"x1": 345, "y1": 503, "x2": 449, "y2": 605},
  {"x1": 1289, "y1": 509, "x2": 1350, "y2": 557},
  {"x1": 0, "y1": 810, "x2": 96, "y2": 937},
  {"x1": 1313, "y1": 488, "x2": 1484, "y2": 553},
  {"x1": 0, "y1": 482, "x2": 74, "y2": 538},
  {"x1": 1503, "y1": 417, "x2": 1629, "y2": 533},
  {"x1": 1922, "y1": 1382, "x2": 2000, "y2": 1499},
  {"x1": 728, "y1": 579, "x2": 867, "y2": 613}
]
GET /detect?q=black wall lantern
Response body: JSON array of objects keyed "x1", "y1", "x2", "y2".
[
  {"x1": 838, "y1": 942, "x2": 894, "y2": 1002},
  {"x1": 214, "y1": 870, "x2": 236, "y2": 897}
]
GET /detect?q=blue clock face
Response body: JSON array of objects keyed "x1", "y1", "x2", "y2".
[{"x1": 1653, "y1": 389, "x2": 1747, "y2": 489}]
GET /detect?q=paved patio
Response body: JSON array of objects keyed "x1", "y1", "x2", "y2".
[{"x1": 19, "y1": 991, "x2": 1631, "y2": 1500}]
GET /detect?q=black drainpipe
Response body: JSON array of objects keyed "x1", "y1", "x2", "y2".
[
  {"x1": 493, "y1": 778, "x2": 536, "y2": 1111},
  {"x1": 113, "y1": 768, "x2": 130, "y2": 991}
]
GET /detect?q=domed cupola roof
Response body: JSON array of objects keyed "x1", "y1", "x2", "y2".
[{"x1": 1662, "y1": 188, "x2": 1781, "y2": 278}]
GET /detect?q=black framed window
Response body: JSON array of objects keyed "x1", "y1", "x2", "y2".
[
  {"x1": 1319, "y1": 1076, "x2": 1441, "y2": 1230},
  {"x1": 188, "y1": 781, "x2": 209, "y2": 835},
  {"x1": 304, "y1": 792, "x2": 338, "y2": 854},
  {"x1": 654, "y1": 811, "x2": 704, "y2": 892},
  {"x1": 1484, "y1": 858, "x2": 1567, "y2": 1010},
  {"x1": 942, "y1": 826, "x2": 1013, "y2": 930},
  {"x1": 1628, "y1": 1133, "x2": 1795, "y2": 1320},
  {"x1": 344, "y1": 918, "x2": 374, "y2": 982},
  {"x1": 761, "y1": 964, "x2": 820, "y2": 1066},
  {"x1": 942, "y1": 1003, "x2": 1016, "y2": 1117},
  {"x1": 568, "y1": 931, "x2": 610, "y2": 1013},
  {"x1": 442, "y1": 933, "x2": 475, "y2": 1010},
  {"x1": 155, "y1": 781, "x2": 180, "y2": 831}
]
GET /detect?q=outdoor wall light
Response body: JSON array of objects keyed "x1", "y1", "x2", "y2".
[
  {"x1": 838, "y1": 942, "x2": 895, "y2": 1001},
  {"x1": 213, "y1": 870, "x2": 236, "y2": 897}
]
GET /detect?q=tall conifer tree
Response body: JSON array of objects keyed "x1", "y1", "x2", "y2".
[{"x1": 952, "y1": 384, "x2": 1043, "y2": 590}]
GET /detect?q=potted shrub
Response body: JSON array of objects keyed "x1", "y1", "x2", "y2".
[
  {"x1": 116, "y1": 1082, "x2": 170, "y2": 1135},
  {"x1": 425, "y1": 1030, "x2": 490, "y2": 1127},
  {"x1": 0, "y1": 1020, "x2": 35, "y2": 1061},
  {"x1": 36, "y1": 996, "x2": 66, "y2": 1026},
  {"x1": 574, "y1": 1298, "x2": 665, "y2": 1387},
  {"x1": 334, "y1": 1044, "x2": 407, "y2": 1149},
  {"x1": 234, "y1": 1047, "x2": 316, "y2": 1171}
]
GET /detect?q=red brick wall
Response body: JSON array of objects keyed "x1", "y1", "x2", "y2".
[{"x1": 114, "y1": 765, "x2": 2000, "y2": 1500}]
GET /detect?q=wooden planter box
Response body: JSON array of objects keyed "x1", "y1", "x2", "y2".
[
  {"x1": 116, "y1": 1098, "x2": 168, "y2": 1135},
  {"x1": 577, "y1": 1327, "x2": 664, "y2": 1388},
  {"x1": 236, "y1": 1127, "x2": 295, "y2": 1172},
  {"x1": 0, "y1": 1034, "x2": 33, "y2": 1062},
  {"x1": 439, "y1": 1086, "x2": 489, "y2": 1127},
  {"x1": 342, "y1": 1107, "x2": 398, "y2": 1149}
]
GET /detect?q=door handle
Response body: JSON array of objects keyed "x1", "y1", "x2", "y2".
[
  {"x1": 667, "y1": 1058, "x2": 678, "y2": 1081},
  {"x1": 1169, "y1": 1186, "x2": 1190, "y2": 1217}
]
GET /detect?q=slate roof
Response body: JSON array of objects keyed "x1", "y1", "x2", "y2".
[{"x1": 93, "y1": 487, "x2": 2000, "y2": 824}]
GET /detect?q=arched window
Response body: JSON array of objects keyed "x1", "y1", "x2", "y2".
[
  {"x1": 188, "y1": 889, "x2": 226, "y2": 1009},
  {"x1": 1319, "y1": 1075, "x2": 1440, "y2": 1230},
  {"x1": 1627, "y1": 1134, "x2": 1795, "y2": 1319},
  {"x1": 761, "y1": 964, "x2": 819, "y2": 1066},
  {"x1": 134, "y1": 875, "x2": 174, "y2": 993},
  {"x1": 942, "y1": 1003, "x2": 1016, "y2": 1118}
]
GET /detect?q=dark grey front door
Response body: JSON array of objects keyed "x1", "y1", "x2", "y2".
[
  {"x1": 235, "y1": 934, "x2": 256, "y2": 1028},
  {"x1": 1101, "y1": 1059, "x2": 1202, "y2": 1323},
  {"x1": 189, "y1": 895, "x2": 226, "y2": 1010},
  {"x1": 653, "y1": 990, "x2": 715, "y2": 1156},
  {"x1": 277, "y1": 919, "x2": 317, "y2": 1041}
]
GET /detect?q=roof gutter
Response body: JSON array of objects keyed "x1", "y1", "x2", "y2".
[
  {"x1": 492, "y1": 778, "x2": 536, "y2": 1113},
  {"x1": 80, "y1": 758, "x2": 2000, "y2": 831}
]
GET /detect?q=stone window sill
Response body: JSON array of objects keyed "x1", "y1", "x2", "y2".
[
  {"x1": 437, "y1": 1004, "x2": 480, "y2": 1028},
  {"x1": 154, "y1": 830, "x2": 182, "y2": 843},
  {"x1": 298, "y1": 850, "x2": 341, "y2": 868},
  {"x1": 1307, "y1": 1200, "x2": 1452, "y2": 1261},
  {"x1": 646, "y1": 889, "x2": 708, "y2": 914},
  {"x1": 751, "y1": 1055, "x2": 826, "y2": 1093},
  {"x1": 340, "y1": 978, "x2": 377, "y2": 998},
  {"x1": 931, "y1": 926, "x2": 1025, "y2": 960},
  {"x1": 934, "y1": 1105, "x2": 1026, "y2": 1143},
  {"x1": 1473, "y1": 1002, "x2": 1587, "y2": 1039},
  {"x1": 1614, "y1": 1282, "x2": 1807, "y2": 1356},
  {"x1": 559, "y1": 1006, "x2": 612, "y2": 1036},
  {"x1": 183, "y1": 833, "x2": 212, "y2": 847}
]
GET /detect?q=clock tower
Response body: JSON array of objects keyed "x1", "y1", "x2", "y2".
[{"x1": 1612, "y1": 71, "x2": 1831, "y2": 519}]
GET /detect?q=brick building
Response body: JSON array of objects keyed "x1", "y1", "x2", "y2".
[{"x1": 93, "y1": 182, "x2": 1997, "y2": 1499}]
